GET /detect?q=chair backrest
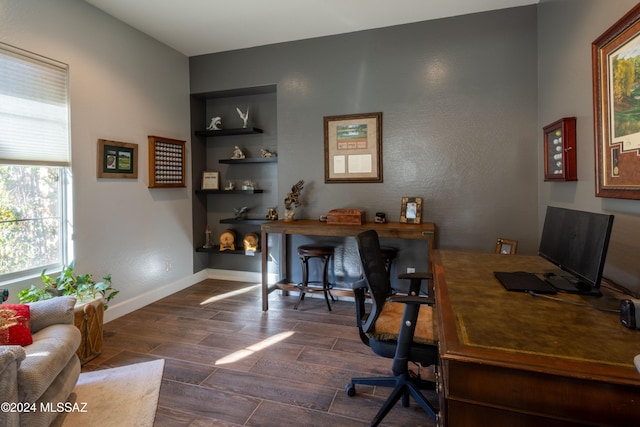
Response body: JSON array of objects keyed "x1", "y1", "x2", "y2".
[{"x1": 356, "y1": 230, "x2": 392, "y2": 334}]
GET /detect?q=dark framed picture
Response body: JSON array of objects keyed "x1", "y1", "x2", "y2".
[
  {"x1": 593, "y1": 3, "x2": 640, "y2": 199},
  {"x1": 495, "y1": 238, "x2": 518, "y2": 255},
  {"x1": 97, "y1": 139, "x2": 138, "y2": 179},
  {"x1": 148, "y1": 135, "x2": 186, "y2": 188},
  {"x1": 400, "y1": 197, "x2": 422, "y2": 224},
  {"x1": 324, "y1": 112, "x2": 382, "y2": 183}
]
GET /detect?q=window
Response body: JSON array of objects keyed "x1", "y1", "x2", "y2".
[{"x1": 0, "y1": 43, "x2": 71, "y2": 282}]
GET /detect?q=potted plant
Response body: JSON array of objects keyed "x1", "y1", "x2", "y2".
[{"x1": 18, "y1": 262, "x2": 118, "y2": 364}]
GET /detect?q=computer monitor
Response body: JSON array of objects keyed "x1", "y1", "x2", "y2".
[{"x1": 538, "y1": 206, "x2": 614, "y2": 295}]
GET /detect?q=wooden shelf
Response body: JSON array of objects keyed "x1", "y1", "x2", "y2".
[
  {"x1": 194, "y1": 127, "x2": 263, "y2": 137},
  {"x1": 219, "y1": 157, "x2": 277, "y2": 164},
  {"x1": 195, "y1": 189, "x2": 264, "y2": 194},
  {"x1": 220, "y1": 218, "x2": 269, "y2": 225},
  {"x1": 196, "y1": 246, "x2": 261, "y2": 254}
]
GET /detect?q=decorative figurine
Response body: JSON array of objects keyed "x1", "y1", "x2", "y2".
[
  {"x1": 236, "y1": 107, "x2": 249, "y2": 128},
  {"x1": 203, "y1": 224, "x2": 212, "y2": 248},
  {"x1": 207, "y1": 117, "x2": 222, "y2": 130},
  {"x1": 375, "y1": 212, "x2": 387, "y2": 224},
  {"x1": 242, "y1": 180, "x2": 255, "y2": 190},
  {"x1": 233, "y1": 206, "x2": 249, "y2": 220},
  {"x1": 284, "y1": 179, "x2": 304, "y2": 222},
  {"x1": 219, "y1": 229, "x2": 236, "y2": 251},
  {"x1": 225, "y1": 180, "x2": 235, "y2": 190},
  {"x1": 260, "y1": 148, "x2": 276, "y2": 158},
  {"x1": 243, "y1": 232, "x2": 259, "y2": 252},
  {"x1": 231, "y1": 145, "x2": 245, "y2": 159},
  {"x1": 266, "y1": 207, "x2": 278, "y2": 221}
]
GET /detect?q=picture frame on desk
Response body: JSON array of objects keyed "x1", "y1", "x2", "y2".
[
  {"x1": 324, "y1": 112, "x2": 383, "y2": 183},
  {"x1": 495, "y1": 238, "x2": 518, "y2": 255},
  {"x1": 400, "y1": 197, "x2": 422, "y2": 224},
  {"x1": 592, "y1": 3, "x2": 640, "y2": 199}
]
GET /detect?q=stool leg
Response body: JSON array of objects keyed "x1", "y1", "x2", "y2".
[
  {"x1": 321, "y1": 254, "x2": 334, "y2": 311},
  {"x1": 294, "y1": 255, "x2": 308, "y2": 310}
]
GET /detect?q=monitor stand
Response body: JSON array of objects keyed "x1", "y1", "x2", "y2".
[{"x1": 544, "y1": 275, "x2": 602, "y2": 296}]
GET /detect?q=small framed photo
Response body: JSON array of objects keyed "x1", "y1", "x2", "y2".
[
  {"x1": 202, "y1": 171, "x2": 220, "y2": 190},
  {"x1": 97, "y1": 139, "x2": 138, "y2": 179},
  {"x1": 400, "y1": 197, "x2": 422, "y2": 224},
  {"x1": 495, "y1": 238, "x2": 518, "y2": 255}
]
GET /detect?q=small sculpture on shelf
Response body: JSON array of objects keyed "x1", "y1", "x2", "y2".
[
  {"x1": 243, "y1": 232, "x2": 259, "y2": 253},
  {"x1": 261, "y1": 148, "x2": 276, "y2": 158},
  {"x1": 231, "y1": 145, "x2": 245, "y2": 159},
  {"x1": 233, "y1": 206, "x2": 249, "y2": 220},
  {"x1": 206, "y1": 117, "x2": 222, "y2": 130},
  {"x1": 219, "y1": 229, "x2": 236, "y2": 251},
  {"x1": 236, "y1": 107, "x2": 249, "y2": 128},
  {"x1": 284, "y1": 179, "x2": 304, "y2": 222},
  {"x1": 242, "y1": 180, "x2": 255, "y2": 190},
  {"x1": 225, "y1": 180, "x2": 235, "y2": 190},
  {"x1": 203, "y1": 224, "x2": 213, "y2": 248},
  {"x1": 266, "y1": 207, "x2": 278, "y2": 221}
]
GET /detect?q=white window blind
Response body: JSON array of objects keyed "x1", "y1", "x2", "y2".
[{"x1": 0, "y1": 43, "x2": 70, "y2": 167}]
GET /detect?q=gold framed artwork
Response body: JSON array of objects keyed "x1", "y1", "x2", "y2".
[
  {"x1": 97, "y1": 139, "x2": 138, "y2": 179},
  {"x1": 399, "y1": 197, "x2": 422, "y2": 224},
  {"x1": 148, "y1": 135, "x2": 186, "y2": 188},
  {"x1": 592, "y1": 3, "x2": 640, "y2": 199},
  {"x1": 324, "y1": 112, "x2": 382, "y2": 183},
  {"x1": 201, "y1": 171, "x2": 220, "y2": 190},
  {"x1": 495, "y1": 238, "x2": 518, "y2": 255}
]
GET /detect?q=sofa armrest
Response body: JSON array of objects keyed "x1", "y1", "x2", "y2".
[{"x1": 28, "y1": 296, "x2": 76, "y2": 333}]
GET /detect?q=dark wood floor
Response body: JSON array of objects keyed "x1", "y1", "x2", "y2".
[{"x1": 85, "y1": 279, "x2": 437, "y2": 426}]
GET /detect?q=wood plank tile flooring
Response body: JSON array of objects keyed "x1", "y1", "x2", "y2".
[{"x1": 84, "y1": 279, "x2": 438, "y2": 426}]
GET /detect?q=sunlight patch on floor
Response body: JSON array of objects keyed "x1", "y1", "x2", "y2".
[
  {"x1": 199, "y1": 283, "x2": 261, "y2": 305},
  {"x1": 215, "y1": 331, "x2": 295, "y2": 365}
]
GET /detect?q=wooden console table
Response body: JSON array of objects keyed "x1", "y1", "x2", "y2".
[
  {"x1": 260, "y1": 219, "x2": 435, "y2": 311},
  {"x1": 434, "y1": 250, "x2": 640, "y2": 426}
]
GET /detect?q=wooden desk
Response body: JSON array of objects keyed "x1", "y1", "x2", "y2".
[
  {"x1": 260, "y1": 220, "x2": 435, "y2": 311},
  {"x1": 434, "y1": 250, "x2": 640, "y2": 426}
]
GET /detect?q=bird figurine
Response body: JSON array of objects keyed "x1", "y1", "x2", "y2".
[
  {"x1": 236, "y1": 107, "x2": 249, "y2": 128},
  {"x1": 207, "y1": 117, "x2": 222, "y2": 130},
  {"x1": 233, "y1": 206, "x2": 249, "y2": 220}
]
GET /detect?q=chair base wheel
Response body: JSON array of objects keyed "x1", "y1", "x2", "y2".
[{"x1": 345, "y1": 383, "x2": 356, "y2": 397}]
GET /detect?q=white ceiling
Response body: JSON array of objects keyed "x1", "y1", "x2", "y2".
[{"x1": 84, "y1": 0, "x2": 539, "y2": 57}]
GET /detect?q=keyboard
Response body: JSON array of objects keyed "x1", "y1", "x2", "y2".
[{"x1": 494, "y1": 271, "x2": 557, "y2": 294}]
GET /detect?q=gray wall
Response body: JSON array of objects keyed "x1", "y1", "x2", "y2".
[
  {"x1": 1, "y1": 0, "x2": 194, "y2": 320},
  {"x1": 190, "y1": 6, "x2": 539, "y2": 287},
  {"x1": 538, "y1": 0, "x2": 640, "y2": 296}
]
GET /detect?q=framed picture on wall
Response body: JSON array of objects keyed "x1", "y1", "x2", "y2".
[
  {"x1": 592, "y1": 3, "x2": 640, "y2": 199},
  {"x1": 97, "y1": 139, "x2": 138, "y2": 179},
  {"x1": 201, "y1": 171, "x2": 219, "y2": 190},
  {"x1": 324, "y1": 112, "x2": 383, "y2": 183}
]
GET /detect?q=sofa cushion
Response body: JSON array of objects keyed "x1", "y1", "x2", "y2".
[
  {"x1": 28, "y1": 297, "x2": 76, "y2": 333},
  {"x1": 0, "y1": 304, "x2": 33, "y2": 346},
  {"x1": 17, "y1": 324, "x2": 81, "y2": 402}
]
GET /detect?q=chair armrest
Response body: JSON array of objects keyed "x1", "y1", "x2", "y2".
[
  {"x1": 388, "y1": 295, "x2": 435, "y2": 306},
  {"x1": 28, "y1": 296, "x2": 76, "y2": 333},
  {"x1": 398, "y1": 272, "x2": 433, "y2": 281},
  {"x1": 0, "y1": 345, "x2": 26, "y2": 377}
]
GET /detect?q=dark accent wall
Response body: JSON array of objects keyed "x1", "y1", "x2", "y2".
[
  {"x1": 538, "y1": 0, "x2": 640, "y2": 297},
  {"x1": 190, "y1": 6, "x2": 538, "y2": 287}
]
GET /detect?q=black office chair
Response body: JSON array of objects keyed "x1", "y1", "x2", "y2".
[{"x1": 346, "y1": 230, "x2": 438, "y2": 426}]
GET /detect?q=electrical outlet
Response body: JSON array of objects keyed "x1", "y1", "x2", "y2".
[{"x1": 407, "y1": 267, "x2": 415, "y2": 274}]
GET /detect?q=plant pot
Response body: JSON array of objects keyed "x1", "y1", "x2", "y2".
[{"x1": 74, "y1": 296, "x2": 104, "y2": 365}]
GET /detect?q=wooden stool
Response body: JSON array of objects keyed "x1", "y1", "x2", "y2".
[{"x1": 295, "y1": 244, "x2": 335, "y2": 311}]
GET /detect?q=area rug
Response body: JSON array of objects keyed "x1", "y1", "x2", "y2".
[{"x1": 63, "y1": 359, "x2": 165, "y2": 427}]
